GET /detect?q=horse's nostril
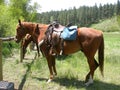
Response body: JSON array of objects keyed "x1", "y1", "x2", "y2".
[{"x1": 16, "y1": 40, "x2": 20, "y2": 43}]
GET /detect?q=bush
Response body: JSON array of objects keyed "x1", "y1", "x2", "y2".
[{"x1": 2, "y1": 41, "x2": 19, "y2": 57}]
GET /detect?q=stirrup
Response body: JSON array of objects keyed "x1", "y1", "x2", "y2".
[{"x1": 60, "y1": 50, "x2": 63, "y2": 55}]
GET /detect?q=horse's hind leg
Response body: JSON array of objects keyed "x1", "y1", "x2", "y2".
[{"x1": 85, "y1": 58, "x2": 99, "y2": 86}]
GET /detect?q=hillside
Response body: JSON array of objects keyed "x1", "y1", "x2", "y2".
[{"x1": 91, "y1": 16, "x2": 120, "y2": 32}]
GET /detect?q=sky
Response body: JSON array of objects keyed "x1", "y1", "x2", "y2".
[{"x1": 31, "y1": 0, "x2": 117, "y2": 13}]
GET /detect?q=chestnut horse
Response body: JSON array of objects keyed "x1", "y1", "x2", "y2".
[
  {"x1": 44, "y1": 24, "x2": 104, "y2": 86},
  {"x1": 15, "y1": 20, "x2": 48, "y2": 58},
  {"x1": 15, "y1": 20, "x2": 104, "y2": 86},
  {"x1": 15, "y1": 20, "x2": 57, "y2": 83}
]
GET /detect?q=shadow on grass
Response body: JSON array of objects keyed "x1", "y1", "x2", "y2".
[
  {"x1": 55, "y1": 55, "x2": 70, "y2": 61},
  {"x1": 32, "y1": 77, "x2": 48, "y2": 82},
  {"x1": 53, "y1": 77, "x2": 85, "y2": 88},
  {"x1": 53, "y1": 77, "x2": 120, "y2": 90},
  {"x1": 86, "y1": 80, "x2": 120, "y2": 90},
  {"x1": 33, "y1": 76, "x2": 120, "y2": 90},
  {"x1": 18, "y1": 60, "x2": 34, "y2": 90}
]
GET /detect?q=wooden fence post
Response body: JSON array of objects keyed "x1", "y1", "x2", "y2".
[
  {"x1": 0, "y1": 37, "x2": 15, "y2": 81},
  {"x1": 0, "y1": 39, "x2": 3, "y2": 81}
]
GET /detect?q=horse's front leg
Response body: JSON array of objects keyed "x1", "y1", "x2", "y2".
[
  {"x1": 22, "y1": 46, "x2": 27, "y2": 59},
  {"x1": 40, "y1": 44, "x2": 57, "y2": 83},
  {"x1": 52, "y1": 56, "x2": 57, "y2": 76},
  {"x1": 36, "y1": 43, "x2": 40, "y2": 57},
  {"x1": 21, "y1": 40, "x2": 28, "y2": 59},
  {"x1": 46, "y1": 55, "x2": 57, "y2": 83}
]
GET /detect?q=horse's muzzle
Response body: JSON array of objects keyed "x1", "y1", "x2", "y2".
[
  {"x1": 15, "y1": 39, "x2": 20, "y2": 43},
  {"x1": 14, "y1": 36, "x2": 20, "y2": 43}
]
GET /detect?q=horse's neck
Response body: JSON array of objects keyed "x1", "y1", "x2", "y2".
[
  {"x1": 23, "y1": 23, "x2": 37, "y2": 43},
  {"x1": 20, "y1": 22, "x2": 37, "y2": 44},
  {"x1": 26, "y1": 23, "x2": 48, "y2": 43},
  {"x1": 23, "y1": 22, "x2": 35, "y2": 35},
  {"x1": 37, "y1": 25, "x2": 48, "y2": 43}
]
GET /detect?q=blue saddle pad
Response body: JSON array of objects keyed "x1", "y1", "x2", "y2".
[{"x1": 60, "y1": 26, "x2": 77, "y2": 40}]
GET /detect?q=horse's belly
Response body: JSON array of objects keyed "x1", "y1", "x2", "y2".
[{"x1": 64, "y1": 41, "x2": 81, "y2": 54}]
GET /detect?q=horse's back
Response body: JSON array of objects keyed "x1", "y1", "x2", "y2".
[{"x1": 77, "y1": 27, "x2": 103, "y2": 37}]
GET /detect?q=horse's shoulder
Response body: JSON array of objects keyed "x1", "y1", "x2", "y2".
[{"x1": 38, "y1": 24, "x2": 48, "y2": 29}]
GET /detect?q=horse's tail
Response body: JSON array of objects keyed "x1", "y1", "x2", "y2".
[{"x1": 98, "y1": 35, "x2": 104, "y2": 77}]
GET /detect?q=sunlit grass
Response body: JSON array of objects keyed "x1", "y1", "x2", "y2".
[{"x1": 2, "y1": 33, "x2": 120, "y2": 90}]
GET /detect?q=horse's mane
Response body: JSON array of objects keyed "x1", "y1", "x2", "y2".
[
  {"x1": 20, "y1": 21, "x2": 48, "y2": 28},
  {"x1": 45, "y1": 24, "x2": 53, "y2": 35},
  {"x1": 20, "y1": 22, "x2": 36, "y2": 26}
]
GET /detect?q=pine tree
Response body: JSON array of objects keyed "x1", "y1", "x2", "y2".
[{"x1": 116, "y1": 0, "x2": 120, "y2": 15}]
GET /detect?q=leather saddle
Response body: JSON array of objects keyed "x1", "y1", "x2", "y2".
[{"x1": 53, "y1": 24, "x2": 65, "y2": 32}]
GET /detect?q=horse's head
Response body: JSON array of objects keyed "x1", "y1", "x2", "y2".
[
  {"x1": 15, "y1": 19, "x2": 28, "y2": 43},
  {"x1": 15, "y1": 19, "x2": 38, "y2": 43}
]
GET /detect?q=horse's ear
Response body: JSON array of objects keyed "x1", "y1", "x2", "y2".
[
  {"x1": 18, "y1": 19, "x2": 22, "y2": 26},
  {"x1": 35, "y1": 24, "x2": 40, "y2": 34}
]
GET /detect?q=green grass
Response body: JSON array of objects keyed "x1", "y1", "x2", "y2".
[{"x1": 2, "y1": 33, "x2": 120, "y2": 90}]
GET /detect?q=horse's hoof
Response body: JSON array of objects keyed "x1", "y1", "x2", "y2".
[
  {"x1": 85, "y1": 79, "x2": 93, "y2": 86},
  {"x1": 85, "y1": 75, "x2": 93, "y2": 86},
  {"x1": 47, "y1": 78, "x2": 52, "y2": 83},
  {"x1": 85, "y1": 81, "x2": 93, "y2": 86}
]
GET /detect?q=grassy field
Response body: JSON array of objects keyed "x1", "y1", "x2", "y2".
[{"x1": 2, "y1": 32, "x2": 120, "y2": 90}]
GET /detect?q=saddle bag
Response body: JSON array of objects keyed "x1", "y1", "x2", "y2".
[{"x1": 60, "y1": 26, "x2": 77, "y2": 40}]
